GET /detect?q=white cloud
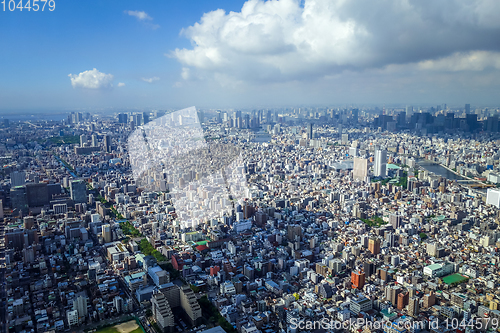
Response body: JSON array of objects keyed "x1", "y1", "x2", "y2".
[
  {"x1": 125, "y1": 10, "x2": 159, "y2": 29},
  {"x1": 68, "y1": 68, "x2": 114, "y2": 89},
  {"x1": 181, "y1": 68, "x2": 190, "y2": 80},
  {"x1": 172, "y1": 0, "x2": 500, "y2": 84},
  {"x1": 417, "y1": 51, "x2": 500, "y2": 72},
  {"x1": 141, "y1": 77, "x2": 160, "y2": 83},
  {"x1": 125, "y1": 10, "x2": 152, "y2": 21},
  {"x1": 118, "y1": 82, "x2": 126, "y2": 87}
]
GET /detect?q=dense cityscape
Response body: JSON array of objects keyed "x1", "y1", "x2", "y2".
[{"x1": 1, "y1": 104, "x2": 500, "y2": 333}]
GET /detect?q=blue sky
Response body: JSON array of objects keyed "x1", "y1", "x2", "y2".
[{"x1": 1, "y1": 0, "x2": 500, "y2": 111}]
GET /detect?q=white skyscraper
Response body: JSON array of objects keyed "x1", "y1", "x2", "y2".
[
  {"x1": 486, "y1": 188, "x2": 500, "y2": 208},
  {"x1": 374, "y1": 149, "x2": 387, "y2": 177}
]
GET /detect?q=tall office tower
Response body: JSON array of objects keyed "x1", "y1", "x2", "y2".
[
  {"x1": 465, "y1": 103, "x2": 471, "y2": 113},
  {"x1": 143, "y1": 111, "x2": 150, "y2": 124},
  {"x1": 351, "y1": 271, "x2": 365, "y2": 290},
  {"x1": 80, "y1": 134, "x2": 87, "y2": 147},
  {"x1": 102, "y1": 224, "x2": 112, "y2": 243},
  {"x1": 0, "y1": 199, "x2": 3, "y2": 219},
  {"x1": 408, "y1": 296, "x2": 420, "y2": 317},
  {"x1": 266, "y1": 110, "x2": 272, "y2": 123},
  {"x1": 390, "y1": 214, "x2": 402, "y2": 229},
  {"x1": 353, "y1": 158, "x2": 368, "y2": 180},
  {"x1": 352, "y1": 108, "x2": 359, "y2": 123},
  {"x1": 244, "y1": 114, "x2": 250, "y2": 128},
  {"x1": 306, "y1": 123, "x2": 313, "y2": 139},
  {"x1": 103, "y1": 135, "x2": 111, "y2": 153},
  {"x1": 10, "y1": 171, "x2": 26, "y2": 187},
  {"x1": 368, "y1": 238, "x2": 381, "y2": 255},
  {"x1": 397, "y1": 292, "x2": 409, "y2": 310},
  {"x1": 363, "y1": 262, "x2": 374, "y2": 277},
  {"x1": 91, "y1": 135, "x2": 98, "y2": 147},
  {"x1": 374, "y1": 149, "x2": 387, "y2": 177},
  {"x1": 405, "y1": 105, "x2": 413, "y2": 119},
  {"x1": 118, "y1": 113, "x2": 128, "y2": 124},
  {"x1": 70, "y1": 180, "x2": 87, "y2": 203}
]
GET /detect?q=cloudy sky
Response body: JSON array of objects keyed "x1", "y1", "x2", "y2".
[{"x1": 1, "y1": 0, "x2": 500, "y2": 111}]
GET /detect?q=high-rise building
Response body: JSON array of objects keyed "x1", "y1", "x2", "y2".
[
  {"x1": 386, "y1": 285, "x2": 401, "y2": 306},
  {"x1": 152, "y1": 291, "x2": 175, "y2": 332},
  {"x1": 26, "y1": 183, "x2": 49, "y2": 207},
  {"x1": 10, "y1": 171, "x2": 26, "y2": 187},
  {"x1": 342, "y1": 133, "x2": 349, "y2": 145},
  {"x1": 91, "y1": 135, "x2": 98, "y2": 147},
  {"x1": 306, "y1": 123, "x2": 313, "y2": 139},
  {"x1": 70, "y1": 180, "x2": 87, "y2": 203},
  {"x1": 353, "y1": 158, "x2": 368, "y2": 180},
  {"x1": 465, "y1": 103, "x2": 471, "y2": 113},
  {"x1": 423, "y1": 291, "x2": 436, "y2": 308},
  {"x1": 363, "y1": 262, "x2": 374, "y2": 277},
  {"x1": 114, "y1": 296, "x2": 124, "y2": 313},
  {"x1": 103, "y1": 135, "x2": 111, "y2": 153},
  {"x1": 389, "y1": 214, "x2": 402, "y2": 229},
  {"x1": 102, "y1": 224, "x2": 112, "y2": 243},
  {"x1": 374, "y1": 149, "x2": 387, "y2": 178},
  {"x1": 409, "y1": 296, "x2": 420, "y2": 317},
  {"x1": 80, "y1": 134, "x2": 87, "y2": 147},
  {"x1": 486, "y1": 189, "x2": 500, "y2": 208},
  {"x1": 351, "y1": 271, "x2": 365, "y2": 290},
  {"x1": 10, "y1": 186, "x2": 27, "y2": 214},
  {"x1": 368, "y1": 238, "x2": 381, "y2": 255},
  {"x1": 180, "y1": 285, "x2": 202, "y2": 325},
  {"x1": 397, "y1": 292, "x2": 409, "y2": 310},
  {"x1": 143, "y1": 112, "x2": 150, "y2": 124},
  {"x1": 72, "y1": 292, "x2": 88, "y2": 323},
  {"x1": 352, "y1": 108, "x2": 359, "y2": 123},
  {"x1": 118, "y1": 113, "x2": 128, "y2": 124}
]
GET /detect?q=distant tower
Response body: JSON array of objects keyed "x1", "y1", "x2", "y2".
[
  {"x1": 104, "y1": 135, "x2": 111, "y2": 153},
  {"x1": 465, "y1": 104, "x2": 471, "y2": 114},
  {"x1": 80, "y1": 134, "x2": 87, "y2": 147},
  {"x1": 306, "y1": 123, "x2": 313, "y2": 140},
  {"x1": 374, "y1": 149, "x2": 387, "y2": 177},
  {"x1": 91, "y1": 135, "x2": 98, "y2": 147}
]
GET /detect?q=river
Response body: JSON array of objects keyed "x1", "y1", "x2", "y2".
[
  {"x1": 416, "y1": 158, "x2": 487, "y2": 194},
  {"x1": 416, "y1": 159, "x2": 466, "y2": 180}
]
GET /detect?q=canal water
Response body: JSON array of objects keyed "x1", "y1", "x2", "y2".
[{"x1": 416, "y1": 159, "x2": 466, "y2": 180}]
